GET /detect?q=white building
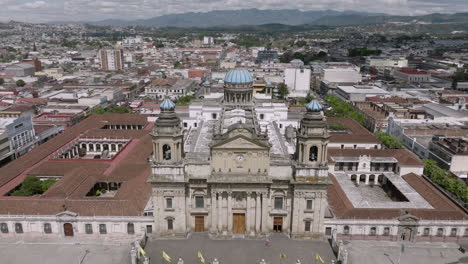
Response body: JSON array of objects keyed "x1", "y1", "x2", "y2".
[
  {"x1": 368, "y1": 57, "x2": 408, "y2": 68},
  {"x1": 99, "y1": 49, "x2": 124, "y2": 71},
  {"x1": 284, "y1": 68, "x2": 311, "y2": 98}
]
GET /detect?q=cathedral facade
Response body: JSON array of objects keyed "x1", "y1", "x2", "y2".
[{"x1": 149, "y1": 70, "x2": 330, "y2": 238}]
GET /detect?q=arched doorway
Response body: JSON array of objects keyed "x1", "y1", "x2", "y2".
[
  {"x1": 64, "y1": 223, "x2": 74, "y2": 237},
  {"x1": 401, "y1": 227, "x2": 412, "y2": 241}
]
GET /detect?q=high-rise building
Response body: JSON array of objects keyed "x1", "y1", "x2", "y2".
[{"x1": 99, "y1": 49, "x2": 124, "y2": 71}]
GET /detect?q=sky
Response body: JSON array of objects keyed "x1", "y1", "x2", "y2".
[{"x1": 0, "y1": 0, "x2": 467, "y2": 23}]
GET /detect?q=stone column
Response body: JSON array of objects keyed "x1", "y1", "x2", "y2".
[
  {"x1": 227, "y1": 191, "x2": 232, "y2": 233},
  {"x1": 374, "y1": 175, "x2": 379, "y2": 185},
  {"x1": 211, "y1": 191, "x2": 217, "y2": 232},
  {"x1": 261, "y1": 192, "x2": 268, "y2": 233},
  {"x1": 365, "y1": 175, "x2": 369, "y2": 185},
  {"x1": 255, "y1": 192, "x2": 261, "y2": 233},
  {"x1": 246, "y1": 192, "x2": 251, "y2": 234},
  {"x1": 217, "y1": 192, "x2": 223, "y2": 232}
]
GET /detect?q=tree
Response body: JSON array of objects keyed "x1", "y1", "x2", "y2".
[
  {"x1": 423, "y1": 159, "x2": 468, "y2": 202},
  {"x1": 176, "y1": 95, "x2": 195, "y2": 106},
  {"x1": 16, "y1": 79, "x2": 26, "y2": 87},
  {"x1": 173, "y1": 61, "x2": 182, "y2": 69},
  {"x1": 11, "y1": 176, "x2": 43, "y2": 196},
  {"x1": 324, "y1": 95, "x2": 366, "y2": 126},
  {"x1": 375, "y1": 131, "x2": 404, "y2": 149},
  {"x1": 277, "y1": 83, "x2": 289, "y2": 100},
  {"x1": 0, "y1": 78, "x2": 4, "y2": 86}
]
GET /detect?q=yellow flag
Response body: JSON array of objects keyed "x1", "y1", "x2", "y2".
[
  {"x1": 279, "y1": 253, "x2": 286, "y2": 259},
  {"x1": 162, "y1": 251, "x2": 172, "y2": 262},
  {"x1": 315, "y1": 254, "x2": 324, "y2": 264},
  {"x1": 138, "y1": 245, "x2": 146, "y2": 257},
  {"x1": 198, "y1": 251, "x2": 205, "y2": 263}
]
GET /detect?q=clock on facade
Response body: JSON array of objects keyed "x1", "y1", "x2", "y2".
[{"x1": 236, "y1": 155, "x2": 245, "y2": 162}]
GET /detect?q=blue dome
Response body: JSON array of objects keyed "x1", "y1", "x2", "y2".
[
  {"x1": 306, "y1": 100, "x2": 323, "y2": 112},
  {"x1": 160, "y1": 98, "x2": 175, "y2": 110},
  {"x1": 224, "y1": 70, "x2": 253, "y2": 84}
]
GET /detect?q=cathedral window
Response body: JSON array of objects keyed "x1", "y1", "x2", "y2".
[
  {"x1": 162, "y1": 144, "x2": 171, "y2": 160},
  {"x1": 309, "y1": 146, "x2": 318, "y2": 162},
  {"x1": 146, "y1": 225, "x2": 153, "y2": 233},
  {"x1": 423, "y1": 228, "x2": 430, "y2": 236},
  {"x1": 305, "y1": 221, "x2": 311, "y2": 232},
  {"x1": 0, "y1": 223, "x2": 8, "y2": 233},
  {"x1": 195, "y1": 196, "x2": 204, "y2": 208},
  {"x1": 343, "y1": 226, "x2": 350, "y2": 235},
  {"x1": 15, "y1": 223, "x2": 23, "y2": 233},
  {"x1": 306, "y1": 200, "x2": 313, "y2": 210},
  {"x1": 260, "y1": 114, "x2": 264, "y2": 120},
  {"x1": 274, "y1": 197, "x2": 284, "y2": 209},
  {"x1": 127, "y1": 223, "x2": 135, "y2": 234},
  {"x1": 436, "y1": 228, "x2": 444, "y2": 237},
  {"x1": 383, "y1": 227, "x2": 390, "y2": 236},
  {"x1": 450, "y1": 228, "x2": 457, "y2": 237},
  {"x1": 85, "y1": 224, "x2": 93, "y2": 234},
  {"x1": 166, "y1": 198, "x2": 173, "y2": 209},
  {"x1": 167, "y1": 219, "x2": 173, "y2": 230},
  {"x1": 44, "y1": 223, "x2": 52, "y2": 234},
  {"x1": 99, "y1": 224, "x2": 107, "y2": 234}
]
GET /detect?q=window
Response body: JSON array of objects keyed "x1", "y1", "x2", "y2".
[
  {"x1": 146, "y1": 225, "x2": 153, "y2": 234},
  {"x1": 183, "y1": 122, "x2": 188, "y2": 128},
  {"x1": 370, "y1": 227, "x2": 377, "y2": 236},
  {"x1": 383, "y1": 227, "x2": 390, "y2": 236},
  {"x1": 343, "y1": 226, "x2": 350, "y2": 235},
  {"x1": 465, "y1": 228, "x2": 468, "y2": 237},
  {"x1": 167, "y1": 219, "x2": 173, "y2": 230},
  {"x1": 306, "y1": 200, "x2": 313, "y2": 210},
  {"x1": 15, "y1": 223, "x2": 23, "y2": 233},
  {"x1": 353, "y1": 145, "x2": 357, "y2": 149},
  {"x1": 274, "y1": 197, "x2": 284, "y2": 209},
  {"x1": 44, "y1": 223, "x2": 52, "y2": 234},
  {"x1": 195, "y1": 196, "x2": 204, "y2": 208},
  {"x1": 436, "y1": 228, "x2": 444, "y2": 237},
  {"x1": 325, "y1": 227, "x2": 332, "y2": 236},
  {"x1": 305, "y1": 221, "x2": 311, "y2": 232},
  {"x1": 85, "y1": 224, "x2": 93, "y2": 234},
  {"x1": 423, "y1": 228, "x2": 430, "y2": 236},
  {"x1": 166, "y1": 198, "x2": 173, "y2": 209},
  {"x1": 212, "y1": 113, "x2": 217, "y2": 119},
  {"x1": 162, "y1": 144, "x2": 171, "y2": 160},
  {"x1": 99, "y1": 224, "x2": 107, "y2": 234},
  {"x1": 450, "y1": 228, "x2": 457, "y2": 237},
  {"x1": 341, "y1": 144, "x2": 344, "y2": 149},
  {"x1": 0, "y1": 223, "x2": 8, "y2": 233},
  {"x1": 127, "y1": 223, "x2": 135, "y2": 234},
  {"x1": 260, "y1": 114, "x2": 265, "y2": 120},
  {"x1": 309, "y1": 146, "x2": 318, "y2": 162}
]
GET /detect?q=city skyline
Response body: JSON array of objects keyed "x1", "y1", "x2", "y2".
[{"x1": 1, "y1": 0, "x2": 468, "y2": 23}]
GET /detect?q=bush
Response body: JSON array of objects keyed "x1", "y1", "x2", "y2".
[
  {"x1": 176, "y1": 95, "x2": 195, "y2": 106},
  {"x1": 423, "y1": 159, "x2": 468, "y2": 202},
  {"x1": 328, "y1": 123, "x2": 347, "y2": 131},
  {"x1": 375, "y1": 131, "x2": 403, "y2": 149}
]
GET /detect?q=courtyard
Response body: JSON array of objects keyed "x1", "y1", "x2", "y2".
[{"x1": 145, "y1": 233, "x2": 336, "y2": 264}]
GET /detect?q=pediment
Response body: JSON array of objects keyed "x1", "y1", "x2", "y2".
[
  {"x1": 212, "y1": 135, "x2": 269, "y2": 150},
  {"x1": 397, "y1": 213, "x2": 419, "y2": 223},
  {"x1": 56, "y1": 210, "x2": 78, "y2": 218}
]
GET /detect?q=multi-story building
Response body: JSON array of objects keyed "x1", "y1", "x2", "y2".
[
  {"x1": 0, "y1": 116, "x2": 36, "y2": 162},
  {"x1": 368, "y1": 57, "x2": 408, "y2": 68},
  {"x1": 429, "y1": 137, "x2": 468, "y2": 179},
  {"x1": 99, "y1": 49, "x2": 124, "y2": 71},
  {"x1": 284, "y1": 67, "x2": 311, "y2": 98},
  {"x1": 5, "y1": 63, "x2": 36, "y2": 77},
  {"x1": 394, "y1": 68, "x2": 431, "y2": 83}
]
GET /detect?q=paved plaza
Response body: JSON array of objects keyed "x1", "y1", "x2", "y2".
[
  {"x1": 145, "y1": 233, "x2": 336, "y2": 264},
  {"x1": 0, "y1": 236, "x2": 132, "y2": 264},
  {"x1": 345, "y1": 240, "x2": 468, "y2": 264}
]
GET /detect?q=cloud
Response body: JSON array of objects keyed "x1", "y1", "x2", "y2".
[{"x1": 0, "y1": 0, "x2": 467, "y2": 23}]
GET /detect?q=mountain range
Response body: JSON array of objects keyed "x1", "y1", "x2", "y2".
[{"x1": 49, "y1": 9, "x2": 468, "y2": 28}]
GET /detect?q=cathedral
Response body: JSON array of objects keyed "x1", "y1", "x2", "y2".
[{"x1": 149, "y1": 69, "x2": 330, "y2": 238}]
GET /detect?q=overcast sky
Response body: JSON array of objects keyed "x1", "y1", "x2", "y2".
[{"x1": 1, "y1": 0, "x2": 467, "y2": 23}]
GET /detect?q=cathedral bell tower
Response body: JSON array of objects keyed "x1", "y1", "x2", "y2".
[
  {"x1": 150, "y1": 98, "x2": 185, "y2": 181},
  {"x1": 295, "y1": 100, "x2": 329, "y2": 177}
]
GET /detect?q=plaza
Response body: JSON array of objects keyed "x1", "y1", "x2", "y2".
[{"x1": 145, "y1": 233, "x2": 336, "y2": 264}]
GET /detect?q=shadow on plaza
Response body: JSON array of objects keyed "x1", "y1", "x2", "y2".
[{"x1": 144, "y1": 233, "x2": 335, "y2": 264}]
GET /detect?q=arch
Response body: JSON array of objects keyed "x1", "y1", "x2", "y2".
[
  {"x1": 63, "y1": 223, "x2": 74, "y2": 237},
  {"x1": 350, "y1": 174, "x2": 357, "y2": 183},
  {"x1": 359, "y1": 175, "x2": 366, "y2": 183},
  {"x1": 378, "y1": 174, "x2": 384, "y2": 184},
  {"x1": 162, "y1": 144, "x2": 171, "y2": 160},
  {"x1": 309, "y1": 146, "x2": 318, "y2": 162},
  {"x1": 343, "y1": 225, "x2": 350, "y2": 235},
  {"x1": 369, "y1": 174, "x2": 375, "y2": 184}
]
